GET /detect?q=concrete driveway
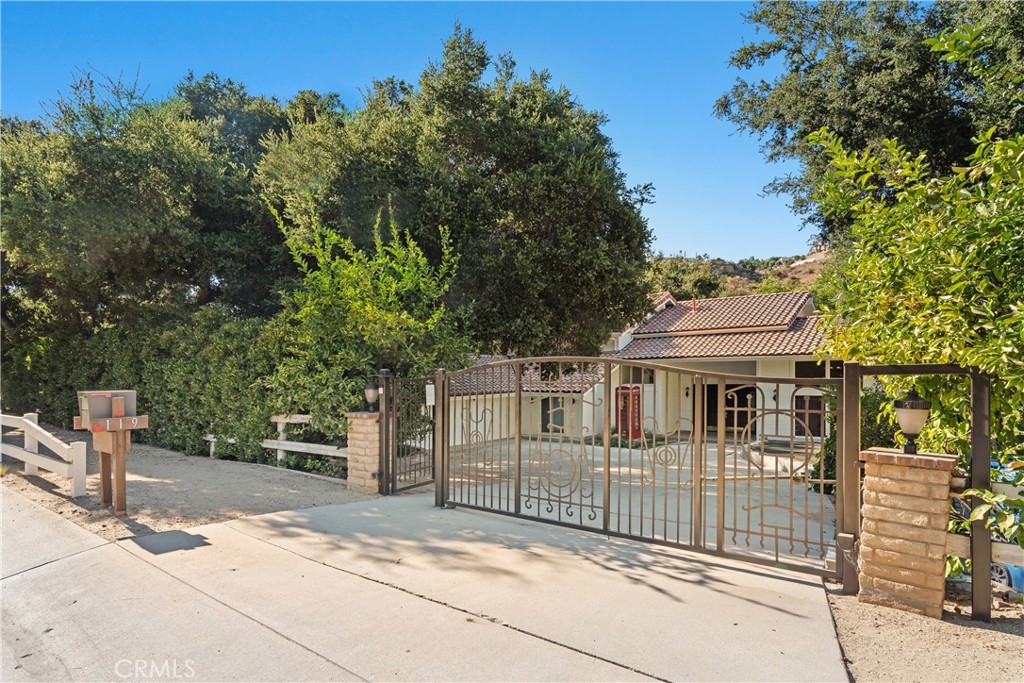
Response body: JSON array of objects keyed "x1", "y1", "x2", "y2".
[{"x1": 2, "y1": 486, "x2": 848, "y2": 682}]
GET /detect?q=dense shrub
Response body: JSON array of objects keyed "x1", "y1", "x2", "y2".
[
  {"x1": 2, "y1": 219, "x2": 470, "y2": 463},
  {"x1": 96, "y1": 306, "x2": 280, "y2": 459}
]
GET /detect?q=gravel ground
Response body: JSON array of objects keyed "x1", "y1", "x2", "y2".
[
  {"x1": 1, "y1": 425, "x2": 371, "y2": 542},
  {"x1": 2, "y1": 423, "x2": 1021, "y2": 681},
  {"x1": 826, "y1": 582, "x2": 1022, "y2": 682}
]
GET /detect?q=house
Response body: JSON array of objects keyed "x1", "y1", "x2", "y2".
[
  {"x1": 446, "y1": 291, "x2": 834, "y2": 445},
  {"x1": 447, "y1": 355, "x2": 605, "y2": 446},
  {"x1": 607, "y1": 290, "x2": 836, "y2": 440}
]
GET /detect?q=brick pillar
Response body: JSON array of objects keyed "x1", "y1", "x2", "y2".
[
  {"x1": 858, "y1": 447, "x2": 956, "y2": 618},
  {"x1": 345, "y1": 412, "x2": 381, "y2": 495}
]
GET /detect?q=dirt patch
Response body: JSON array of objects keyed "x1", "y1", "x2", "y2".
[
  {"x1": 826, "y1": 582, "x2": 1022, "y2": 682},
  {"x1": 1, "y1": 425, "x2": 372, "y2": 542}
]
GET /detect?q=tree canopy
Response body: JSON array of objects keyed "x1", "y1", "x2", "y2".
[
  {"x1": 1, "y1": 28, "x2": 654, "y2": 453},
  {"x1": 258, "y1": 27, "x2": 653, "y2": 356},
  {"x1": 716, "y1": 0, "x2": 1024, "y2": 244},
  {"x1": 812, "y1": 24, "x2": 1024, "y2": 464},
  {"x1": 646, "y1": 254, "x2": 724, "y2": 301}
]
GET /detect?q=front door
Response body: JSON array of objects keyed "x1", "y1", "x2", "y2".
[{"x1": 702, "y1": 384, "x2": 757, "y2": 433}]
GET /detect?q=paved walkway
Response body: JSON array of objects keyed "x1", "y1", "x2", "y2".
[{"x1": 2, "y1": 486, "x2": 848, "y2": 682}]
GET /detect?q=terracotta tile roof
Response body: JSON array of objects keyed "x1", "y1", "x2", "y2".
[
  {"x1": 648, "y1": 291, "x2": 677, "y2": 309},
  {"x1": 614, "y1": 316, "x2": 824, "y2": 360},
  {"x1": 636, "y1": 291, "x2": 812, "y2": 335},
  {"x1": 451, "y1": 356, "x2": 604, "y2": 396}
]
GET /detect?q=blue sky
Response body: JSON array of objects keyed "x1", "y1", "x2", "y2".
[{"x1": 1, "y1": 1, "x2": 809, "y2": 260}]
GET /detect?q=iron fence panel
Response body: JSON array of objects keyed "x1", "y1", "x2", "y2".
[{"x1": 412, "y1": 356, "x2": 841, "y2": 577}]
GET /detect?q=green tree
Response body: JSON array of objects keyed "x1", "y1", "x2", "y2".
[
  {"x1": 1, "y1": 71, "x2": 296, "y2": 419},
  {"x1": 811, "y1": 126, "x2": 1023, "y2": 461},
  {"x1": 174, "y1": 71, "x2": 288, "y2": 169},
  {"x1": 266, "y1": 210, "x2": 473, "y2": 438},
  {"x1": 647, "y1": 254, "x2": 724, "y2": 301},
  {"x1": 259, "y1": 27, "x2": 653, "y2": 356},
  {"x1": 716, "y1": 0, "x2": 1024, "y2": 244}
]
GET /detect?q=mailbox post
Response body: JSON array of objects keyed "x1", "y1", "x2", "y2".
[{"x1": 74, "y1": 390, "x2": 149, "y2": 515}]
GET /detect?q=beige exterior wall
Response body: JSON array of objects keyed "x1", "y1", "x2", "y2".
[
  {"x1": 757, "y1": 358, "x2": 796, "y2": 438},
  {"x1": 449, "y1": 394, "x2": 516, "y2": 447},
  {"x1": 447, "y1": 355, "x2": 828, "y2": 446}
]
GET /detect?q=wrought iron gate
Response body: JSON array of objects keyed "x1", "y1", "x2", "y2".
[
  {"x1": 427, "y1": 357, "x2": 854, "y2": 578},
  {"x1": 379, "y1": 372, "x2": 436, "y2": 494}
]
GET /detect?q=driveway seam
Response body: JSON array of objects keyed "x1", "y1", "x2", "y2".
[
  {"x1": 225, "y1": 523, "x2": 670, "y2": 682},
  {"x1": 1, "y1": 541, "x2": 111, "y2": 582},
  {"x1": 111, "y1": 542, "x2": 370, "y2": 682}
]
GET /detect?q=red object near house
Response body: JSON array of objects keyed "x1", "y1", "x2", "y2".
[{"x1": 615, "y1": 385, "x2": 642, "y2": 439}]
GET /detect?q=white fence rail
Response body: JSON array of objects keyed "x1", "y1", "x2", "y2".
[
  {"x1": 1, "y1": 412, "x2": 87, "y2": 497},
  {"x1": 945, "y1": 533, "x2": 1023, "y2": 566},
  {"x1": 947, "y1": 482, "x2": 1024, "y2": 568},
  {"x1": 262, "y1": 414, "x2": 347, "y2": 464}
]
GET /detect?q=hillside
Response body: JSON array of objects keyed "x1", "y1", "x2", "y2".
[
  {"x1": 647, "y1": 249, "x2": 829, "y2": 302},
  {"x1": 715, "y1": 250, "x2": 828, "y2": 297}
]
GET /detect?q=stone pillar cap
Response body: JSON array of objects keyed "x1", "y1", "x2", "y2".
[
  {"x1": 859, "y1": 447, "x2": 956, "y2": 471},
  {"x1": 345, "y1": 411, "x2": 381, "y2": 421}
]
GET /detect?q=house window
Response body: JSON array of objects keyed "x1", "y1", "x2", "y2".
[{"x1": 627, "y1": 367, "x2": 655, "y2": 384}]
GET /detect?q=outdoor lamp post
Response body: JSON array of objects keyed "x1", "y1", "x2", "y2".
[
  {"x1": 894, "y1": 389, "x2": 930, "y2": 454},
  {"x1": 364, "y1": 376, "x2": 380, "y2": 413}
]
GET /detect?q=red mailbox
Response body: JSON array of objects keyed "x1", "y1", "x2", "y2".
[{"x1": 615, "y1": 385, "x2": 642, "y2": 439}]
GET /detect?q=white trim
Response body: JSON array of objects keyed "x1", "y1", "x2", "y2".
[{"x1": 637, "y1": 355, "x2": 818, "y2": 364}]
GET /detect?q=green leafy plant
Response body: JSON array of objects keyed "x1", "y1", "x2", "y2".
[
  {"x1": 265, "y1": 208, "x2": 473, "y2": 439},
  {"x1": 962, "y1": 485, "x2": 1024, "y2": 549}
]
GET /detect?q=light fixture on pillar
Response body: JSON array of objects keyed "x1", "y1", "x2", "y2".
[
  {"x1": 894, "y1": 389, "x2": 930, "y2": 454},
  {"x1": 364, "y1": 375, "x2": 380, "y2": 412}
]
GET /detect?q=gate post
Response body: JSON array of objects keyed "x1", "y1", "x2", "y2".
[
  {"x1": 602, "y1": 361, "x2": 612, "y2": 532},
  {"x1": 839, "y1": 361, "x2": 862, "y2": 594},
  {"x1": 969, "y1": 370, "x2": 992, "y2": 621},
  {"x1": 23, "y1": 413, "x2": 39, "y2": 475},
  {"x1": 692, "y1": 376, "x2": 704, "y2": 548},
  {"x1": 346, "y1": 410, "x2": 381, "y2": 495},
  {"x1": 378, "y1": 369, "x2": 393, "y2": 495},
  {"x1": 433, "y1": 368, "x2": 448, "y2": 508}
]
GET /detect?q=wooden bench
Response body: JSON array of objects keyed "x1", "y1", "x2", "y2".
[
  {"x1": 261, "y1": 414, "x2": 347, "y2": 464},
  {"x1": 1, "y1": 412, "x2": 87, "y2": 497}
]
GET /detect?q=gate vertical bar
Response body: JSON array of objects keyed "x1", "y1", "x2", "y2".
[
  {"x1": 514, "y1": 361, "x2": 522, "y2": 515},
  {"x1": 970, "y1": 370, "x2": 992, "y2": 622},
  {"x1": 603, "y1": 361, "x2": 612, "y2": 533},
  {"x1": 716, "y1": 378, "x2": 726, "y2": 552},
  {"x1": 434, "y1": 369, "x2": 447, "y2": 507},
  {"x1": 442, "y1": 370, "x2": 451, "y2": 505},
  {"x1": 378, "y1": 369, "x2": 392, "y2": 495},
  {"x1": 692, "y1": 376, "x2": 704, "y2": 548},
  {"x1": 376, "y1": 370, "x2": 387, "y2": 493},
  {"x1": 840, "y1": 362, "x2": 861, "y2": 594}
]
